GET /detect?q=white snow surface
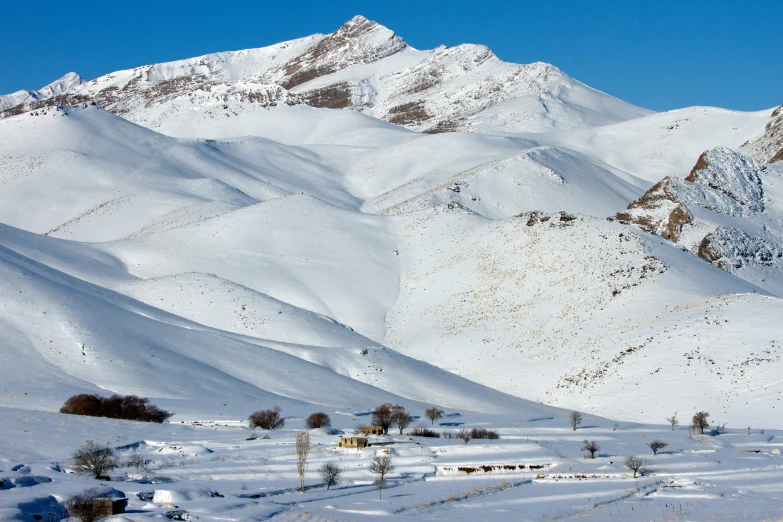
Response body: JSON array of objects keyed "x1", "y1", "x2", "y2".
[{"x1": 1, "y1": 16, "x2": 782, "y2": 521}]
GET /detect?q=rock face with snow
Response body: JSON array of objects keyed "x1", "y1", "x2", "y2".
[
  {"x1": 0, "y1": 16, "x2": 650, "y2": 133},
  {"x1": 617, "y1": 147, "x2": 783, "y2": 290},
  {"x1": 0, "y1": 72, "x2": 86, "y2": 113},
  {"x1": 741, "y1": 104, "x2": 783, "y2": 164}
]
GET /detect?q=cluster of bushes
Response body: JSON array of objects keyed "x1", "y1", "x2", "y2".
[
  {"x1": 409, "y1": 426, "x2": 440, "y2": 438},
  {"x1": 60, "y1": 394, "x2": 170, "y2": 423},
  {"x1": 470, "y1": 428, "x2": 499, "y2": 440}
]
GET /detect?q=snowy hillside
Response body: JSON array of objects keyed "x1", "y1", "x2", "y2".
[{"x1": 1, "y1": 15, "x2": 783, "y2": 521}]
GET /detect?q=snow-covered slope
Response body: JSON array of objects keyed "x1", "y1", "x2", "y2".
[
  {"x1": 0, "y1": 16, "x2": 650, "y2": 135},
  {"x1": 0, "y1": 15, "x2": 780, "y2": 435}
]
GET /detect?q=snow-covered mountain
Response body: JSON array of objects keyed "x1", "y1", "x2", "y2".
[
  {"x1": 0, "y1": 15, "x2": 781, "y2": 432},
  {"x1": 0, "y1": 16, "x2": 650, "y2": 134},
  {"x1": 0, "y1": 72, "x2": 85, "y2": 112}
]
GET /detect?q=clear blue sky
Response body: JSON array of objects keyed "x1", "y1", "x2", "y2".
[{"x1": 1, "y1": 0, "x2": 780, "y2": 112}]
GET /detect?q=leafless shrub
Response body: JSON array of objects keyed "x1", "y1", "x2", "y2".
[
  {"x1": 456, "y1": 429, "x2": 472, "y2": 444},
  {"x1": 60, "y1": 394, "x2": 170, "y2": 423},
  {"x1": 470, "y1": 428, "x2": 499, "y2": 440},
  {"x1": 372, "y1": 404, "x2": 394, "y2": 435},
  {"x1": 319, "y1": 462, "x2": 342, "y2": 490},
  {"x1": 409, "y1": 425, "x2": 440, "y2": 438},
  {"x1": 353, "y1": 424, "x2": 367, "y2": 435},
  {"x1": 249, "y1": 407, "x2": 285, "y2": 430},
  {"x1": 305, "y1": 412, "x2": 331, "y2": 429},
  {"x1": 692, "y1": 411, "x2": 710, "y2": 434},
  {"x1": 581, "y1": 440, "x2": 600, "y2": 459},
  {"x1": 128, "y1": 450, "x2": 149, "y2": 474},
  {"x1": 72, "y1": 441, "x2": 119, "y2": 478},
  {"x1": 569, "y1": 411, "x2": 582, "y2": 431},
  {"x1": 625, "y1": 454, "x2": 647, "y2": 478},
  {"x1": 666, "y1": 413, "x2": 679, "y2": 430},
  {"x1": 425, "y1": 407, "x2": 444, "y2": 425},
  {"x1": 66, "y1": 488, "x2": 101, "y2": 522},
  {"x1": 648, "y1": 440, "x2": 668, "y2": 455}
]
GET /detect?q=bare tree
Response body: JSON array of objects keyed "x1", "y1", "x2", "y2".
[
  {"x1": 305, "y1": 412, "x2": 331, "y2": 429},
  {"x1": 456, "y1": 429, "x2": 472, "y2": 444},
  {"x1": 569, "y1": 411, "x2": 583, "y2": 431},
  {"x1": 692, "y1": 411, "x2": 710, "y2": 434},
  {"x1": 666, "y1": 413, "x2": 679, "y2": 431},
  {"x1": 72, "y1": 441, "x2": 119, "y2": 478},
  {"x1": 392, "y1": 405, "x2": 413, "y2": 435},
  {"x1": 296, "y1": 431, "x2": 310, "y2": 493},
  {"x1": 369, "y1": 454, "x2": 395, "y2": 499},
  {"x1": 249, "y1": 407, "x2": 285, "y2": 430},
  {"x1": 425, "y1": 407, "x2": 444, "y2": 425},
  {"x1": 128, "y1": 450, "x2": 148, "y2": 474},
  {"x1": 648, "y1": 440, "x2": 668, "y2": 455},
  {"x1": 319, "y1": 462, "x2": 342, "y2": 490},
  {"x1": 625, "y1": 454, "x2": 647, "y2": 478},
  {"x1": 581, "y1": 440, "x2": 600, "y2": 459},
  {"x1": 372, "y1": 404, "x2": 394, "y2": 435}
]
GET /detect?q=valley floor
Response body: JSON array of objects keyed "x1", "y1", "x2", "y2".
[{"x1": 2, "y1": 407, "x2": 783, "y2": 521}]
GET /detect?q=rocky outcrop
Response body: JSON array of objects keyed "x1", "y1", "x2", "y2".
[
  {"x1": 698, "y1": 227, "x2": 782, "y2": 270},
  {"x1": 276, "y1": 16, "x2": 408, "y2": 89},
  {"x1": 741, "y1": 105, "x2": 783, "y2": 164},
  {"x1": 618, "y1": 147, "x2": 783, "y2": 284}
]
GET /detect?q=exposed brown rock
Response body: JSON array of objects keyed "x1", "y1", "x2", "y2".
[
  {"x1": 386, "y1": 101, "x2": 431, "y2": 125},
  {"x1": 301, "y1": 82, "x2": 354, "y2": 109},
  {"x1": 685, "y1": 152, "x2": 710, "y2": 182}
]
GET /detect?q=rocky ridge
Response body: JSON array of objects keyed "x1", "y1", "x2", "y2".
[{"x1": 0, "y1": 16, "x2": 650, "y2": 133}]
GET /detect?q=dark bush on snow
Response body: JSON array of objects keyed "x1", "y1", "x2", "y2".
[
  {"x1": 60, "y1": 394, "x2": 170, "y2": 423},
  {"x1": 409, "y1": 426, "x2": 440, "y2": 438},
  {"x1": 249, "y1": 407, "x2": 285, "y2": 430},
  {"x1": 470, "y1": 428, "x2": 499, "y2": 440},
  {"x1": 305, "y1": 412, "x2": 331, "y2": 429}
]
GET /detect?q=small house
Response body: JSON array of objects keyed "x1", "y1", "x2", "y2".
[
  {"x1": 338, "y1": 436, "x2": 369, "y2": 448},
  {"x1": 361, "y1": 426, "x2": 384, "y2": 435},
  {"x1": 92, "y1": 498, "x2": 127, "y2": 517}
]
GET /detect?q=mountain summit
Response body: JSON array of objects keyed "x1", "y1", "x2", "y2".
[{"x1": 0, "y1": 16, "x2": 650, "y2": 133}]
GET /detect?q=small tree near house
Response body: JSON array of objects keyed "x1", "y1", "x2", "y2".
[
  {"x1": 425, "y1": 407, "x2": 444, "y2": 425},
  {"x1": 372, "y1": 403, "x2": 394, "y2": 435},
  {"x1": 648, "y1": 440, "x2": 668, "y2": 455},
  {"x1": 319, "y1": 462, "x2": 342, "y2": 490},
  {"x1": 581, "y1": 440, "x2": 600, "y2": 459},
  {"x1": 392, "y1": 405, "x2": 413, "y2": 435},
  {"x1": 692, "y1": 411, "x2": 710, "y2": 434},
  {"x1": 569, "y1": 411, "x2": 583, "y2": 431}
]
